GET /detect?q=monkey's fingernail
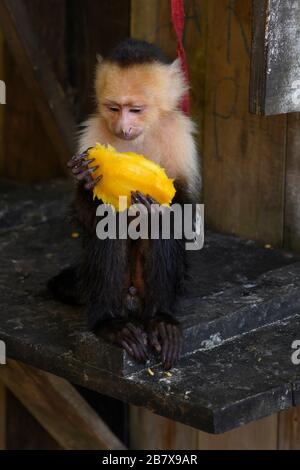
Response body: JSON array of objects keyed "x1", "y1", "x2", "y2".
[
  {"x1": 83, "y1": 158, "x2": 95, "y2": 166},
  {"x1": 89, "y1": 166, "x2": 99, "y2": 173}
]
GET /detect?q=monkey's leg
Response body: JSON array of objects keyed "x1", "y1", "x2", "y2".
[
  {"x1": 131, "y1": 191, "x2": 185, "y2": 370},
  {"x1": 47, "y1": 265, "x2": 83, "y2": 305},
  {"x1": 81, "y1": 232, "x2": 150, "y2": 364}
]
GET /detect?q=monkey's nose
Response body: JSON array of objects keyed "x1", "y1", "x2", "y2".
[{"x1": 123, "y1": 127, "x2": 132, "y2": 137}]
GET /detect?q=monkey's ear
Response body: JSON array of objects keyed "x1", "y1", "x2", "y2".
[
  {"x1": 170, "y1": 58, "x2": 182, "y2": 74},
  {"x1": 96, "y1": 54, "x2": 103, "y2": 65},
  {"x1": 167, "y1": 58, "x2": 188, "y2": 106}
]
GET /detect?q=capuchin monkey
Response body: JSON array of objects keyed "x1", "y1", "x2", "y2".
[{"x1": 48, "y1": 39, "x2": 201, "y2": 370}]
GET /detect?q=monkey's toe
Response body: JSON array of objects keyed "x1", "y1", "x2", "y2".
[
  {"x1": 101, "y1": 319, "x2": 149, "y2": 364},
  {"x1": 147, "y1": 314, "x2": 183, "y2": 370}
]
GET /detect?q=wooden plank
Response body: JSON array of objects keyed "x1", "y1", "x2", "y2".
[
  {"x1": 202, "y1": 0, "x2": 286, "y2": 245},
  {"x1": 0, "y1": 383, "x2": 6, "y2": 450},
  {"x1": 198, "y1": 415, "x2": 277, "y2": 450},
  {"x1": 284, "y1": 113, "x2": 300, "y2": 250},
  {"x1": 1, "y1": 1, "x2": 69, "y2": 181},
  {"x1": 0, "y1": 0, "x2": 75, "y2": 171},
  {"x1": 130, "y1": 407, "x2": 198, "y2": 450},
  {"x1": 6, "y1": 391, "x2": 61, "y2": 450},
  {"x1": 278, "y1": 407, "x2": 300, "y2": 449},
  {"x1": 0, "y1": 29, "x2": 4, "y2": 175},
  {"x1": 67, "y1": 0, "x2": 131, "y2": 121},
  {"x1": 0, "y1": 359, "x2": 126, "y2": 450},
  {"x1": 250, "y1": 0, "x2": 300, "y2": 115}
]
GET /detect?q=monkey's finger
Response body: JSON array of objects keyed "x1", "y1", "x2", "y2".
[
  {"x1": 123, "y1": 328, "x2": 149, "y2": 360},
  {"x1": 164, "y1": 324, "x2": 175, "y2": 370},
  {"x1": 148, "y1": 329, "x2": 161, "y2": 353},
  {"x1": 146, "y1": 194, "x2": 159, "y2": 205},
  {"x1": 84, "y1": 175, "x2": 103, "y2": 190},
  {"x1": 120, "y1": 339, "x2": 133, "y2": 356},
  {"x1": 158, "y1": 322, "x2": 168, "y2": 364},
  {"x1": 67, "y1": 148, "x2": 92, "y2": 168},
  {"x1": 129, "y1": 340, "x2": 147, "y2": 363},
  {"x1": 81, "y1": 158, "x2": 95, "y2": 168},
  {"x1": 127, "y1": 323, "x2": 148, "y2": 346},
  {"x1": 172, "y1": 325, "x2": 183, "y2": 363},
  {"x1": 136, "y1": 191, "x2": 152, "y2": 211}
]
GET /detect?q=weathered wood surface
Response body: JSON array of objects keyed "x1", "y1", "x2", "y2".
[
  {"x1": 0, "y1": 359, "x2": 126, "y2": 450},
  {"x1": 0, "y1": 0, "x2": 130, "y2": 181},
  {"x1": 130, "y1": 408, "x2": 198, "y2": 450},
  {"x1": 0, "y1": 0, "x2": 76, "y2": 170},
  {"x1": 0, "y1": 384, "x2": 5, "y2": 450},
  {"x1": 250, "y1": 0, "x2": 300, "y2": 115},
  {"x1": 0, "y1": 181, "x2": 300, "y2": 433},
  {"x1": 6, "y1": 391, "x2": 61, "y2": 450},
  {"x1": 278, "y1": 407, "x2": 300, "y2": 449}
]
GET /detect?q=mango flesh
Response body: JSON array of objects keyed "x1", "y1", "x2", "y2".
[{"x1": 87, "y1": 143, "x2": 176, "y2": 211}]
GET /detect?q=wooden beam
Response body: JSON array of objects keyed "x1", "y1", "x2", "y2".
[
  {"x1": 250, "y1": 0, "x2": 300, "y2": 115},
  {"x1": 0, "y1": 383, "x2": 6, "y2": 450},
  {"x1": 130, "y1": 407, "x2": 198, "y2": 450},
  {"x1": 0, "y1": 0, "x2": 75, "y2": 171},
  {"x1": 278, "y1": 407, "x2": 300, "y2": 449},
  {"x1": 198, "y1": 415, "x2": 278, "y2": 450},
  {"x1": 0, "y1": 359, "x2": 126, "y2": 450},
  {"x1": 0, "y1": 29, "x2": 4, "y2": 175}
]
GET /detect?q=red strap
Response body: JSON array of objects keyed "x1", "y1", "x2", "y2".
[{"x1": 171, "y1": 0, "x2": 190, "y2": 115}]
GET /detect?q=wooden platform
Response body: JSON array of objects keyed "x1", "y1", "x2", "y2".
[{"x1": 1, "y1": 180, "x2": 300, "y2": 433}]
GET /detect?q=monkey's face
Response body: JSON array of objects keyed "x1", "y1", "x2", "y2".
[
  {"x1": 101, "y1": 102, "x2": 147, "y2": 141},
  {"x1": 96, "y1": 62, "x2": 180, "y2": 141}
]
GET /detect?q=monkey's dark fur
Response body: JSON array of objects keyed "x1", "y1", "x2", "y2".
[{"x1": 48, "y1": 39, "x2": 199, "y2": 369}]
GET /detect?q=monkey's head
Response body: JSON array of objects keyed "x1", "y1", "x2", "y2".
[{"x1": 95, "y1": 39, "x2": 187, "y2": 141}]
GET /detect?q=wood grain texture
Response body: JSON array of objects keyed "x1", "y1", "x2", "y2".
[
  {"x1": 198, "y1": 415, "x2": 277, "y2": 450},
  {"x1": 0, "y1": 29, "x2": 4, "y2": 175},
  {"x1": 0, "y1": 0, "x2": 75, "y2": 170},
  {"x1": 202, "y1": 0, "x2": 286, "y2": 245},
  {"x1": 1, "y1": 0, "x2": 68, "y2": 181},
  {"x1": 284, "y1": 113, "x2": 300, "y2": 251},
  {"x1": 6, "y1": 391, "x2": 61, "y2": 450},
  {"x1": 278, "y1": 407, "x2": 300, "y2": 450},
  {"x1": 0, "y1": 383, "x2": 5, "y2": 450},
  {"x1": 0, "y1": 359, "x2": 126, "y2": 450},
  {"x1": 250, "y1": 0, "x2": 300, "y2": 115},
  {"x1": 130, "y1": 407, "x2": 198, "y2": 450}
]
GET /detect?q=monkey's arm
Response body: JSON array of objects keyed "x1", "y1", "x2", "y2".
[{"x1": 67, "y1": 149, "x2": 103, "y2": 233}]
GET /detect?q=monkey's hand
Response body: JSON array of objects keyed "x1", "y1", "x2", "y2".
[
  {"x1": 147, "y1": 313, "x2": 183, "y2": 370},
  {"x1": 67, "y1": 148, "x2": 102, "y2": 190},
  {"x1": 99, "y1": 319, "x2": 149, "y2": 364},
  {"x1": 131, "y1": 191, "x2": 159, "y2": 211}
]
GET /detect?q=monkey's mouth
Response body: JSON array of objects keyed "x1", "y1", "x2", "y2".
[{"x1": 116, "y1": 130, "x2": 143, "y2": 141}]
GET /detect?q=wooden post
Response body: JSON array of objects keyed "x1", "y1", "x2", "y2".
[
  {"x1": 0, "y1": 360, "x2": 126, "y2": 450},
  {"x1": 250, "y1": 0, "x2": 300, "y2": 115},
  {"x1": 0, "y1": 29, "x2": 5, "y2": 175},
  {"x1": 0, "y1": 383, "x2": 6, "y2": 450}
]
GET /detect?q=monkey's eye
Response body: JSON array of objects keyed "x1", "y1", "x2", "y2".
[
  {"x1": 108, "y1": 106, "x2": 119, "y2": 112},
  {"x1": 130, "y1": 108, "x2": 142, "y2": 113}
]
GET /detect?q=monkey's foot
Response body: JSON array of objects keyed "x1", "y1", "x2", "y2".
[
  {"x1": 67, "y1": 148, "x2": 102, "y2": 190},
  {"x1": 100, "y1": 319, "x2": 149, "y2": 364},
  {"x1": 147, "y1": 313, "x2": 183, "y2": 370}
]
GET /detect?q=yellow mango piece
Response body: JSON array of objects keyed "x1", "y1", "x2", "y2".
[{"x1": 86, "y1": 143, "x2": 176, "y2": 211}]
